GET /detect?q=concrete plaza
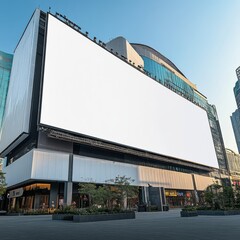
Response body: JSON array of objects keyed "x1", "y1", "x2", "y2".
[{"x1": 0, "y1": 209, "x2": 239, "y2": 240}]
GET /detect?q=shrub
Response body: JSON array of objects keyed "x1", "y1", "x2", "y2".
[
  {"x1": 24, "y1": 209, "x2": 49, "y2": 215},
  {"x1": 198, "y1": 183, "x2": 240, "y2": 210},
  {"x1": 0, "y1": 172, "x2": 7, "y2": 196},
  {"x1": 182, "y1": 206, "x2": 197, "y2": 212}
]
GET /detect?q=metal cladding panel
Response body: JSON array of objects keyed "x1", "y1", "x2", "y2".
[
  {"x1": 3, "y1": 150, "x2": 33, "y2": 187},
  {"x1": 72, "y1": 155, "x2": 138, "y2": 184},
  {"x1": 0, "y1": 10, "x2": 40, "y2": 155},
  {"x1": 73, "y1": 155, "x2": 194, "y2": 190},
  {"x1": 31, "y1": 149, "x2": 69, "y2": 181},
  {"x1": 138, "y1": 166, "x2": 194, "y2": 189},
  {"x1": 41, "y1": 14, "x2": 218, "y2": 168},
  {"x1": 194, "y1": 174, "x2": 215, "y2": 191}
]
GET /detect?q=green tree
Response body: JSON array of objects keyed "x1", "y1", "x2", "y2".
[
  {"x1": 78, "y1": 176, "x2": 138, "y2": 210},
  {"x1": 78, "y1": 183, "x2": 113, "y2": 208},
  {"x1": 222, "y1": 186, "x2": 234, "y2": 208},
  {"x1": 78, "y1": 183, "x2": 97, "y2": 206},
  {"x1": 234, "y1": 186, "x2": 240, "y2": 208},
  {"x1": 203, "y1": 183, "x2": 236, "y2": 210},
  {"x1": 0, "y1": 172, "x2": 7, "y2": 196},
  {"x1": 106, "y1": 175, "x2": 138, "y2": 209}
]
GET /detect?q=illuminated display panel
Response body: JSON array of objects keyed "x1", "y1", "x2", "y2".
[{"x1": 40, "y1": 14, "x2": 218, "y2": 168}]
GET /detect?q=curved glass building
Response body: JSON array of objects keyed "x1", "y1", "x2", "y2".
[{"x1": 130, "y1": 43, "x2": 228, "y2": 171}]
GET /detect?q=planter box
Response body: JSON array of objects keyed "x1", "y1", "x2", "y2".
[
  {"x1": 0, "y1": 210, "x2": 7, "y2": 216},
  {"x1": 180, "y1": 210, "x2": 198, "y2": 217},
  {"x1": 52, "y1": 214, "x2": 73, "y2": 220},
  {"x1": 197, "y1": 210, "x2": 240, "y2": 216},
  {"x1": 6, "y1": 213, "x2": 23, "y2": 216},
  {"x1": 73, "y1": 212, "x2": 135, "y2": 223}
]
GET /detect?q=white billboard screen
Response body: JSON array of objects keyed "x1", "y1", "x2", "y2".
[{"x1": 40, "y1": 14, "x2": 218, "y2": 168}]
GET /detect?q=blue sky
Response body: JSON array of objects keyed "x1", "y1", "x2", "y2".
[{"x1": 1, "y1": 0, "x2": 240, "y2": 151}]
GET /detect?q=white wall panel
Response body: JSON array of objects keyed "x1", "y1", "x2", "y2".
[
  {"x1": 41, "y1": 14, "x2": 218, "y2": 168},
  {"x1": 73, "y1": 155, "x2": 138, "y2": 184},
  {"x1": 73, "y1": 155, "x2": 194, "y2": 190},
  {"x1": 4, "y1": 151, "x2": 197, "y2": 190},
  {"x1": 3, "y1": 150, "x2": 33, "y2": 187},
  {"x1": 31, "y1": 149, "x2": 69, "y2": 181},
  {"x1": 3, "y1": 149, "x2": 69, "y2": 187},
  {"x1": 194, "y1": 174, "x2": 215, "y2": 191},
  {"x1": 0, "y1": 10, "x2": 40, "y2": 154},
  {"x1": 138, "y1": 166, "x2": 194, "y2": 189}
]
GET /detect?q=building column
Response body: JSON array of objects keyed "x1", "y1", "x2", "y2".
[
  {"x1": 192, "y1": 174, "x2": 199, "y2": 205},
  {"x1": 148, "y1": 186, "x2": 164, "y2": 211},
  {"x1": 64, "y1": 154, "x2": 73, "y2": 206},
  {"x1": 158, "y1": 187, "x2": 163, "y2": 211},
  {"x1": 64, "y1": 182, "x2": 73, "y2": 206},
  {"x1": 34, "y1": 195, "x2": 40, "y2": 209},
  {"x1": 49, "y1": 182, "x2": 58, "y2": 208},
  {"x1": 142, "y1": 186, "x2": 149, "y2": 205},
  {"x1": 160, "y1": 187, "x2": 167, "y2": 206},
  {"x1": 139, "y1": 186, "x2": 146, "y2": 204}
]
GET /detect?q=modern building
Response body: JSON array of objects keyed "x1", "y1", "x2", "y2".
[
  {"x1": 231, "y1": 110, "x2": 240, "y2": 153},
  {"x1": 0, "y1": 50, "x2": 13, "y2": 129},
  {"x1": 107, "y1": 38, "x2": 228, "y2": 171},
  {"x1": 234, "y1": 77, "x2": 240, "y2": 109},
  {"x1": 231, "y1": 67, "x2": 240, "y2": 153},
  {"x1": 0, "y1": 51, "x2": 12, "y2": 208},
  {"x1": 0, "y1": 159, "x2": 2, "y2": 172},
  {"x1": 226, "y1": 148, "x2": 240, "y2": 186},
  {"x1": 0, "y1": 9, "x2": 228, "y2": 210}
]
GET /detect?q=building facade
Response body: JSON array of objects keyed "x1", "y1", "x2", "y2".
[
  {"x1": 106, "y1": 39, "x2": 228, "y2": 171},
  {"x1": 234, "y1": 78, "x2": 240, "y2": 109},
  {"x1": 226, "y1": 148, "x2": 240, "y2": 186},
  {"x1": 0, "y1": 10, "x2": 228, "y2": 211},
  {"x1": 231, "y1": 67, "x2": 240, "y2": 153},
  {"x1": 0, "y1": 50, "x2": 13, "y2": 128},
  {"x1": 231, "y1": 109, "x2": 240, "y2": 153},
  {"x1": 0, "y1": 51, "x2": 12, "y2": 206},
  {"x1": 130, "y1": 44, "x2": 228, "y2": 171}
]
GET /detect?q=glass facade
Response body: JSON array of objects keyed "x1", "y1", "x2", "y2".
[
  {"x1": 132, "y1": 45, "x2": 228, "y2": 170},
  {"x1": 0, "y1": 50, "x2": 13, "y2": 128},
  {"x1": 207, "y1": 104, "x2": 228, "y2": 169},
  {"x1": 231, "y1": 109, "x2": 240, "y2": 153},
  {"x1": 142, "y1": 56, "x2": 195, "y2": 102},
  {"x1": 226, "y1": 148, "x2": 240, "y2": 173},
  {"x1": 232, "y1": 68, "x2": 240, "y2": 152},
  {"x1": 233, "y1": 80, "x2": 240, "y2": 109}
]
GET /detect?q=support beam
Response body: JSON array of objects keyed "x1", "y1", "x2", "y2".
[{"x1": 64, "y1": 154, "x2": 73, "y2": 206}]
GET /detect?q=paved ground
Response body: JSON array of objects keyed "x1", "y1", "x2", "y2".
[{"x1": 1, "y1": 209, "x2": 240, "y2": 240}]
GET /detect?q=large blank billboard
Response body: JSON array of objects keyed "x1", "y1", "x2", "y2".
[{"x1": 40, "y1": 14, "x2": 218, "y2": 168}]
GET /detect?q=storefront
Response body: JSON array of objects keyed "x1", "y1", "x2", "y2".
[
  {"x1": 165, "y1": 189, "x2": 194, "y2": 207},
  {"x1": 8, "y1": 183, "x2": 50, "y2": 210}
]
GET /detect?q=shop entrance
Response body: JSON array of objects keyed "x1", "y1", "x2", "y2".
[
  {"x1": 8, "y1": 183, "x2": 50, "y2": 211},
  {"x1": 165, "y1": 189, "x2": 193, "y2": 207}
]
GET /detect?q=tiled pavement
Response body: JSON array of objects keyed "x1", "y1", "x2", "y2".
[{"x1": 0, "y1": 209, "x2": 239, "y2": 240}]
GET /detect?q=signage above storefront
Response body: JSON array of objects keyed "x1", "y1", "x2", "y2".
[
  {"x1": 9, "y1": 188, "x2": 24, "y2": 198},
  {"x1": 165, "y1": 190, "x2": 177, "y2": 197}
]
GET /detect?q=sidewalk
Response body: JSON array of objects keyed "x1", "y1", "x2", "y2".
[{"x1": 1, "y1": 209, "x2": 239, "y2": 240}]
